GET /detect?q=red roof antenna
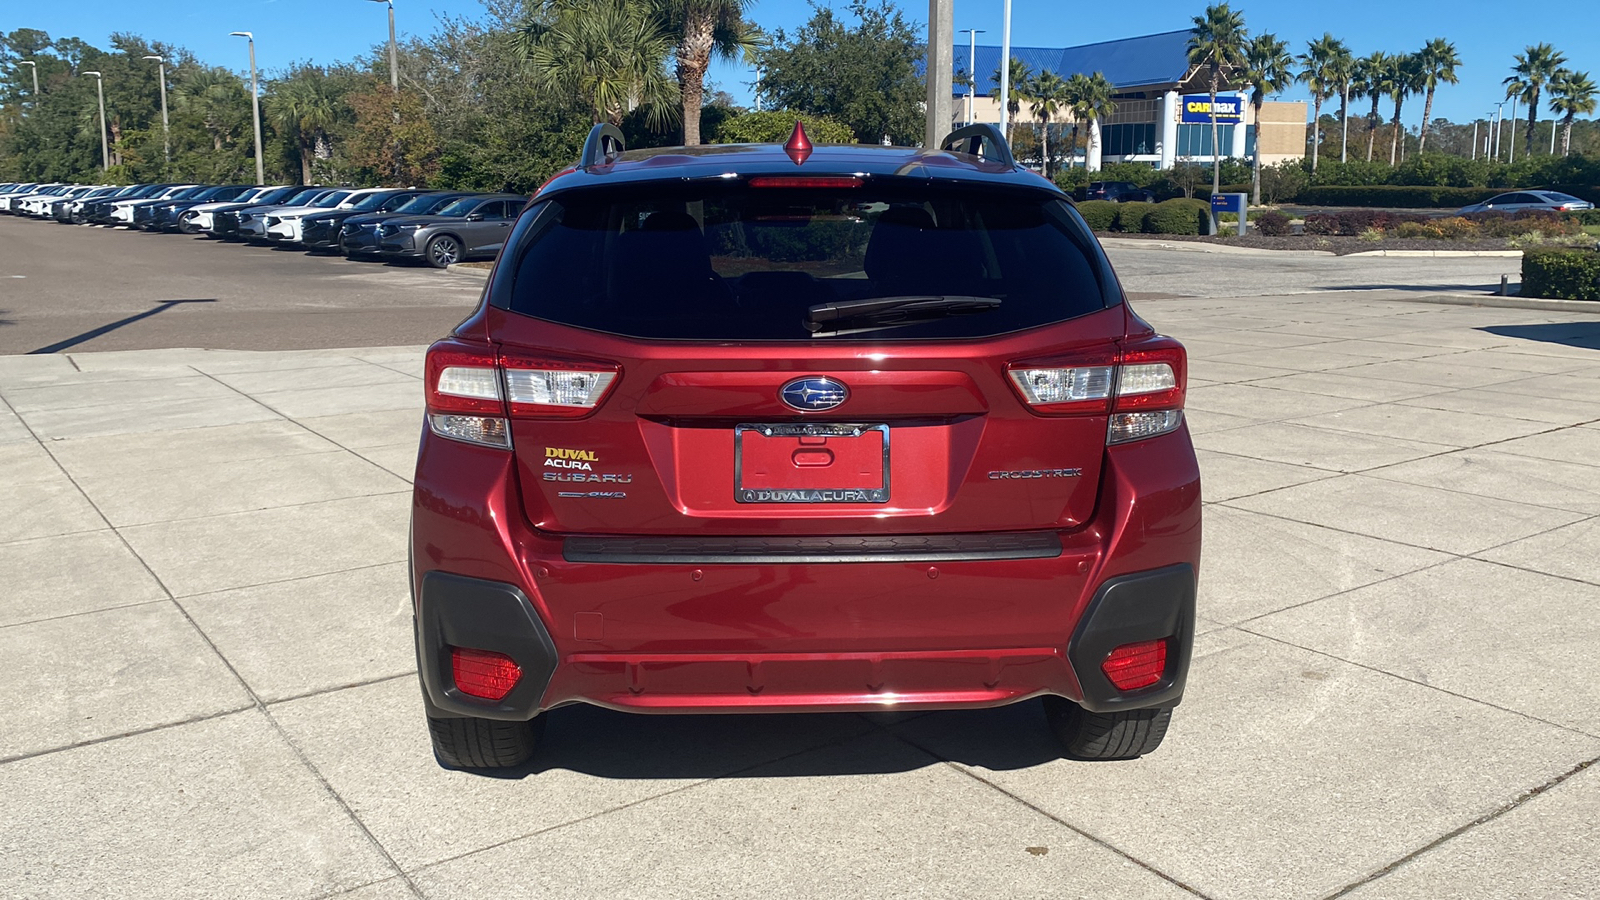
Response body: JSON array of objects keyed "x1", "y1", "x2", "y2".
[{"x1": 784, "y1": 119, "x2": 813, "y2": 165}]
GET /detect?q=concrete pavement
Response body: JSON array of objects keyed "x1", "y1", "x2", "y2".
[{"x1": 2, "y1": 292, "x2": 1598, "y2": 898}]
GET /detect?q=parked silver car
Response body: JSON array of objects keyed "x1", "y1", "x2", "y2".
[
  {"x1": 1457, "y1": 190, "x2": 1595, "y2": 214},
  {"x1": 375, "y1": 194, "x2": 525, "y2": 267}
]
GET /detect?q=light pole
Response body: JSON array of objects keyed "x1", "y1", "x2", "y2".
[
  {"x1": 364, "y1": 0, "x2": 399, "y2": 92},
  {"x1": 924, "y1": 0, "x2": 953, "y2": 148},
  {"x1": 999, "y1": 0, "x2": 1012, "y2": 141},
  {"x1": 1506, "y1": 95, "x2": 1518, "y2": 164},
  {"x1": 142, "y1": 55, "x2": 170, "y2": 166},
  {"x1": 1471, "y1": 119, "x2": 1477, "y2": 160},
  {"x1": 19, "y1": 60, "x2": 38, "y2": 109},
  {"x1": 960, "y1": 28, "x2": 985, "y2": 126},
  {"x1": 230, "y1": 31, "x2": 265, "y2": 185},
  {"x1": 79, "y1": 71, "x2": 109, "y2": 171}
]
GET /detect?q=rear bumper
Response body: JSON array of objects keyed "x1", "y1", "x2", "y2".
[{"x1": 411, "y1": 426, "x2": 1202, "y2": 719}]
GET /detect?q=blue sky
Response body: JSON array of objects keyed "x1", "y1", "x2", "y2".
[{"x1": 14, "y1": 1, "x2": 1599, "y2": 125}]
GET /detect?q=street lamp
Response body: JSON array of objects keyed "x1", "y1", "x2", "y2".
[
  {"x1": 79, "y1": 71, "x2": 109, "y2": 171},
  {"x1": 364, "y1": 0, "x2": 399, "y2": 92},
  {"x1": 142, "y1": 55, "x2": 170, "y2": 166},
  {"x1": 999, "y1": 0, "x2": 1012, "y2": 141},
  {"x1": 18, "y1": 60, "x2": 38, "y2": 109},
  {"x1": 230, "y1": 31, "x2": 265, "y2": 185},
  {"x1": 959, "y1": 28, "x2": 985, "y2": 126}
]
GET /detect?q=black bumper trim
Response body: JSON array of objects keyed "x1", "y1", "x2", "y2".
[
  {"x1": 1067, "y1": 564, "x2": 1195, "y2": 713},
  {"x1": 562, "y1": 531, "x2": 1064, "y2": 565},
  {"x1": 415, "y1": 571, "x2": 558, "y2": 720}
]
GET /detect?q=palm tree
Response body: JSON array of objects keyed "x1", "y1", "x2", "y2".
[
  {"x1": 515, "y1": 0, "x2": 677, "y2": 128},
  {"x1": 1063, "y1": 72, "x2": 1092, "y2": 169},
  {"x1": 1356, "y1": 51, "x2": 1393, "y2": 162},
  {"x1": 175, "y1": 68, "x2": 249, "y2": 153},
  {"x1": 266, "y1": 71, "x2": 341, "y2": 184},
  {"x1": 1413, "y1": 38, "x2": 1460, "y2": 153},
  {"x1": 1080, "y1": 71, "x2": 1116, "y2": 173},
  {"x1": 1243, "y1": 33, "x2": 1293, "y2": 204},
  {"x1": 1548, "y1": 69, "x2": 1598, "y2": 156},
  {"x1": 990, "y1": 57, "x2": 1033, "y2": 144},
  {"x1": 1326, "y1": 40, "x2": 1354, "y2": 163},
  {"x1": 653, "y1": 0, "x2": 759, "y2": 145},
  {"x1": 1187, "y1": 3, "x2": 1249, "y2": 196},
  {"x1": 1503, "y1": 43, "x2": 1568, "y2": 155},
  {"x1": 1029, "y1": 70, "x2": 1068, "y2": 177},
  {"x1": 1297, "y1": 33, "x2": 1341, "y2": 172},
  {"x1": 1386, "y1": 54, "x2": 1422, "y2": 164}
]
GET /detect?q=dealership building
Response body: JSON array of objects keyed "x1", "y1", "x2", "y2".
[{"x1": 950, "y1": 29, "x2": 1308, "y2": 170}]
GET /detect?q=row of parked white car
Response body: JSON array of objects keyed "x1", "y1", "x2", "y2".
[{"x1": 0, "y1": 181, "x2": 527, "y2": 267}]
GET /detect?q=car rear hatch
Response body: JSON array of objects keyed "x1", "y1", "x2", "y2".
[{"x1": 429, "y1": 176, "x2": 1184, "y2": 540}]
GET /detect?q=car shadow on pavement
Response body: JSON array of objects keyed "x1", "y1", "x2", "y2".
[
  {"x1": 1479, "y1": 322, "x2": 1600, "y2": 349},
  {"x1": 1317, "y1": 282, "x2": 1505, "y2": 293},
  {"x1": 463, "y1": 701, "x2": 1066, "y2": 780},
  {"x1": 27, "y1": 299, "x2": 216, "y2": 354}
]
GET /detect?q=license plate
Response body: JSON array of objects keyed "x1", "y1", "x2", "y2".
[{"x1": 734, "y1": 424, "x2": 889, "y2": 504}]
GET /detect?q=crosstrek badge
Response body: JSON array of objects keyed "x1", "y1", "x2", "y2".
[{"x1": 545, "y1": 447, "x2": 599, "y2": 470}]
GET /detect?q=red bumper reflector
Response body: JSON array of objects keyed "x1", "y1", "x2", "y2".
[
  {"x1": 451, "y1": 647, "x2": 522, "y2": 700},
  {"x1": 1101, "y1": 639, "x2": 1168, "y2": 691}
]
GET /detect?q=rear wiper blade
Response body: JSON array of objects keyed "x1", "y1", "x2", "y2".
[{"x1": 804, "y1": 295, "x2": 1001, "y2": 332}]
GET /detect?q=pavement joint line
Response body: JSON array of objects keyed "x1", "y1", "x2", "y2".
[
  {"x1": 262, "y1": 672, "x2": 417, "y2": 708},
  {"x1": 1318, "y1": 754, "x2": 1599, "y2": 900},
  {"x1": 113, "y1": 489, "x2": 412, "y2": 533},
  {"x1": 1223, "y1": 553, "x2": 1463, "y2": 633},
  {"x1": 882, "y1": 727, "x2": 1215, "y2": 900},
  {"x1": 0, "y1": 524, "x2": 121, "y2": 551},
  {"x1": 1468, "y1": 549, "x2": 1600, "y2": 593},
  {"x1": 167, "y1": 558, "x2": 408, "y2": 601},
  {"x1": 1236, "y1": 625, "x2": 1600, "y2": 743},
  {"x1": 0, "y1": 597, "x2": 171, "y2": 632},
  {"x1": 401, "y1": 722, "x2": 878, "y2": 878},
  {"x1": 0, "y1": 704, "x2": 258, "y2": 767},
  {"x1": 320, "y1": 875, "x2": 423, "y2": 900}
]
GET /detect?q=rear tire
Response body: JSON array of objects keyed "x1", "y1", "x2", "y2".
[
  {"x1": 1043, "y1": 697, "x2": 1172, "y2": 760},
  {"x1": 427, "y1": 713, "x2": 544, "y2": 769}
]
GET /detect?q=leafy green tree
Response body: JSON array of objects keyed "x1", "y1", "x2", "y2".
[
  {"x1": 1413, "y1": 39, "x2": 1460, "y2": 153},
  {"x1": 1297, "y1": 33, "x2": 1341, "y2": 172},
  {"x1": 266, "y1": 66, "x2": 345, "y2": 184},
  {"x1": 346, "y1": 85, "x2": 440, "y2": 185},
  {"x1": 756, "y1": 0, "x2": 923, "y2": 145},
  {"x1": 515, "y1": 0, "x2": 677, "y2": 129},
  {"x1": 1243, "y1": 33, "x2": 1293, "y2": 204},
  {"x1": 710, "y1": 109, "x2": 855, "y2": 143},
  {"x1": 1504, "y1": 44, "x2": 1567, "y2": 156},
  {"x1": 1187, "y1": 2, "x2": 1249, "y2": 195},
  {"x1": 990, "y1": 57, "x2": 1032, "y2": 144},
  {"x1": 653, "y1": 0, "x2": 760, "y2": 144},
  {"x1": 1548, "y1": 69, "x2": 1597, "y2": 156}
]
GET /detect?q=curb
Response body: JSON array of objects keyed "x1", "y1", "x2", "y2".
[
  {"x1": 1382, "y1": 293, "x2": 1600, "y2": 313},
  {"x1": 1343, "y1": 249, "x2": 1525, "y2": 258},
  {"x1": 446, "y1": 263, "x2": 491, "y2": 279},
  {"x1": 1098, "y1": 237, "x2": 1334, "y2": 258}
]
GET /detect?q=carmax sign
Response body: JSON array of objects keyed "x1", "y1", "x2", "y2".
[{"x1": 1181, "y1": 95, "x2": 1242, "y2": 123}]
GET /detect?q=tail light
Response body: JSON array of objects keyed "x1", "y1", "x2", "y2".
[
  {"x1": 1101, "y1": 638, "x2": 1168, "y2": 691},
  {"x1": 451, "y1": 647, "x2": 521, "y2": 700},
  {"x1": 424, "y1": 340, "x2": 620, "y2": 448},
  {"x1": 1005, "y1": 337, "x2": 1187, "y2": 445}
]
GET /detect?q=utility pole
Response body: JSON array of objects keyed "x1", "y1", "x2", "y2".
[
  {"x1": 1471, "y1": 120, "x2": 1477, "y2": 160},
  {"x1": 924, "y1": 0, "x2": 953, "y2": 148},
  {"x1": 999, "y1": 0, "x2": 1012, "y2": 142},
  {"x1": 960, "y1": 29, "x2": 985, "y2": 126},
  {"x1": 142, "y1": 56, "x2": 170, "y2": 166},
  {"x1": 1340, "y1": 82, "x2": 1349, "y2": 163},
  {"x1": 231, "y1": 32, "x2": 265, "y2": 185},
  {"x1": 80, "y1": 71, "x2": 109, "y2": 171},
  {"x1": 19, "y1": 60, "x2": 38, "y2": 110},
  {"x1": 1507, "y1": 96, "x2": 1517, "y2": 164}
]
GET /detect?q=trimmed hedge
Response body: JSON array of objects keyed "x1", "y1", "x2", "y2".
[
  {"x1": 1077, "y1": 200, "x2": 1118, "y2": 231},
  {"x1": 1141, "y1": 198, "x2": 1211, "y2": 235},
  {"x1": 1296, "y1": 185, "x2": 1498, "y2": 208},
  {"x1": 1522, "y1": 248, "x2": 1600, "y2": 300}
]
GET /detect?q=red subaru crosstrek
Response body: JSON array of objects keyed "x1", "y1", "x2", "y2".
[{"x1": 411, "y1": 124, "x2": 1200, "y2": 769}]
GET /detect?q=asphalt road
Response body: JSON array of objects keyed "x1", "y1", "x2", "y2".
[
  {"x1": 0, "y1": 216, "x2": 483, "y2": 354},
  {"x1": 0, "y1": 214, "x2": 1528, "y2": 355}
]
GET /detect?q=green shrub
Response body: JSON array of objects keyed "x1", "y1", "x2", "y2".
[
  {"x1": 1295, "y1": 185, "x2": 1498, "y2": 208},
  {"x1": 1522, "y1": 248, "x2": 1600, "y2": 300},
  {"x1": 1142, "y1": 198, "x2": 1210, "y2": 235},
  {"x1": 1111, "y1": 203, "x2": 1148, "y2": 233},
  {"x1": 1076, "y1": 200, "x2": 1119, "y2": 231},
  {"x1": 710, "y1": 110, "x2": 857, "y2": 144}
]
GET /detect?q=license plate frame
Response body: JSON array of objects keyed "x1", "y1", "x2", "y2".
[{"x1": 734, "y1": 423, "x2": 890, "y2": 504}]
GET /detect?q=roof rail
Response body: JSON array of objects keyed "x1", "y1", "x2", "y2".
[
  {"x1": 579, "y1": 123, "x2": 626, "y2": 170},
  {"x1": 938, "y1": 124, "x2": 1015, "y2": 168}
]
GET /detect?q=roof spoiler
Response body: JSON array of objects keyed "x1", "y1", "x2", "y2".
[
  {"x1": 939, "y1": 124, "x2": 1015, "y2": 168},
  {"x1": 579, "y1": 123, "x2": 626, "y2": 170}
]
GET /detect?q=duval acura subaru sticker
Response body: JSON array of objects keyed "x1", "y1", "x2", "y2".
[{"x1": 780, "y1": 377, "x2": 848, "y2": 411}]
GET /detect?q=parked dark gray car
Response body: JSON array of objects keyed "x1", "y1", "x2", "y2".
[{"x1": 376, "y1": 193, "x2": 525, "y2": 267}]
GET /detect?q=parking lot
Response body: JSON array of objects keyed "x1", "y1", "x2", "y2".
[{"x1": 2, "y1": 220, "x2": 1599, "y2": 899}]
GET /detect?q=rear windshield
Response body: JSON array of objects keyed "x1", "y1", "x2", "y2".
[
  {"x1": 395, "y1": 193, "x2": 456, "y2": 214},
  {"x1": 504, "y1": 183, "x2": 1116, "y2": 340}
]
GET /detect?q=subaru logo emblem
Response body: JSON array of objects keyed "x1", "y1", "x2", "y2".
[{"x1": 780, "y1": 377, "x2": 848, "y2": 411}]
